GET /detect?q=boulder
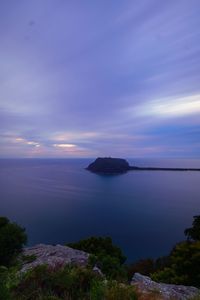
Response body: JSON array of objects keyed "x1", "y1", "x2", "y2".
[
  {"x1": 131, "y1": 273, "x2": 200, "y2": 300},
  {"x1": 21, "y1": 244, "x2": 89, "y2": 272}
]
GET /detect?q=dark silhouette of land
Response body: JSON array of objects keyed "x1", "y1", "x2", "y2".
[{"x1": 86, "y1": 157, "x2": 200, "y2": 174}]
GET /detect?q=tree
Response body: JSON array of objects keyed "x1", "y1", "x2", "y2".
[
  {"x1": 0, "y1": 217, "x2": 27, "y2": 266},
  {"x1": 67, "y1": 236, "x2": 126, "y2": 264},
  {"x1": 184, "y1": 215, "x2": 200, "y2": 241}
]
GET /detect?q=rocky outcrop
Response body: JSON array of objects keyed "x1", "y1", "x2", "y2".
[
  {"x1": 21, "y1": 244, "x2": 89, "y2": 272},
  {"x1": 131, "y1": 273, "x2": 200, "y2": 300},
  {"x1": 86, "y1": 157, "x2": 130, "y2": 174},
  {"x1": 20, "y1": 245, "x2": 200, "y2": 299}
]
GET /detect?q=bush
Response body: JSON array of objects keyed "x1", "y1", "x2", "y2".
[
  {"x1": 0, "y1": 266, "x2": 20, "y2": 300},
  {"x1": 67, "y1": 236, "x2": 126, "y2": 264},
  {"x1": 13, "y1": 264, "x2": 137, "y2": 300},
  {"x1": 105, "y1": 281, "x2": 137, "y2": 300},
  {"x1": 0, "y1": 217, "x2": 27, "y2": 266},
  {"x1": 0, "y1": 267, "x2": 11, "y2": 300},
  {"x1": 13, "y1": 264, "x2": 98, "y2": 299},
  {"x1": 151, "y1": 241, "x2": 200, "y2": 287},
  {"x1": 151, "y1": 214, "x2": 200, "y2": 287},
  {"x1": 67, "y1": 236, "x2": 127, "y2": 279},
  {"x1": 90, "y1": 279, "x2": 106, "y2": 300}
]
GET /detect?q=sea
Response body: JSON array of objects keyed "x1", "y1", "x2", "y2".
[{"x1": 0, "y1": 158, "x2": 200, "y2": 262}]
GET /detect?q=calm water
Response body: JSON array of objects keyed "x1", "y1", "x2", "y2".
[{"x1": 0, "y1": 158, "x2": 200, "y2": 262}]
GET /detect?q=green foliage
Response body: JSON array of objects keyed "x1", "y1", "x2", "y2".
[
  {"x1": 0, "y1": 267, "x2": 11, "y2": 300},
  {"x1": 90, "y1": 280, "x2": 137, "y2": 300},
  {"x1": 151, "y1": 215, "x2": 200, "y2": 288},
  {"x1": 0, "y1": 216, "x2": 27, "y2": 267},
  {"x1": 0, "y1": 266, "x2": 20, "y2": 300},
  {"x1": 127, "y1": 255, "x2": 171, "y2": 281},
  {"x1": 13, "y1": 264, "x2": 99, "y2": 299},
  {"x1": 90, "y1": 279, "x2": 106, "y2": 300},
  {"x1": 152, "y1": 241, "x2": 200, "y2": 287},
  {"x1": 67, "y1": 236, "x2": 126, "y2": 279},
  {"x1": 12, "y1": 264, "x2": 137, "y2": 300},
  {"x1": 104, "y1": 281, "x2": 137, "y2": 300},
  {"x1": 184, "y1": 215, "x2": 200, "y2": 241},
  {"x1": 21, "y1": 254, "x2": 37, "y2": 264},
  {"x1": 68, "y1": 236, "x2": 126, "y2": 264},
  {"x1": 89, "y1": 253, "x2": 127, "y2": 280}
]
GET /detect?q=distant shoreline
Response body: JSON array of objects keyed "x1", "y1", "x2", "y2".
[
  {"x1": 86, "y1": 157, "x2": 200, "y2": 174},
  {"x1": 129, "y1": 166, "x2": 200, "y2": 171}
]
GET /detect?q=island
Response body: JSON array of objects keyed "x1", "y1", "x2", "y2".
[{"x1": 86, "y1": 157, "x2": 200, "y2": 174}]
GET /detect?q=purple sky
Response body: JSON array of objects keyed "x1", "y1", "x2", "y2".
[{"x1": 0, "y1": 0, "x2": 200, "y2": 158}]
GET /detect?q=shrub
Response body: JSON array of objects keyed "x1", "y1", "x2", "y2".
[
  {"x1": 0, "y1": 266, "x2": 20, "y2": 300},
  {"x1": 0, "y1": 217, "x2": 27, "y2": 266},
  {"x1": 127, "y1": 255, "x2": 171, "y2": 281},
  {"x1": 67, "y1": 236, "x2": 126, "y2": 264},
  {"x1": 90, "y1": 279, "x2": 105, "y2": 300},
  {"x1": 13, "y1": 264, "x2": 138, "y2": 300},
  {"x1": 151, "y1": 241, "x2": 200, "y2": 287},
  {"x1": 90, "y1": 254, "x2": 127, "y2": 280},
  {"x1": 105, "y1": 281, "x2": 137, "y2": 300},
  {"x1": 67, "y1": 236, "x2": 127, "y2": 279},
  {"x1": 0, "y1": 267, "x2": 11, "y2": 300},
  {"x1": 13, "y1": 264, "x2": 100, "y2": 300}
]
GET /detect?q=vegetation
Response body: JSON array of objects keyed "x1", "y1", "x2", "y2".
[
  {"x1": 67, "y1": 236, "x2": 127, "y2": 279},
  {"x1": 0, "y1": 217, "x2": 27, "y2": 267},
  {"x1": 1, "y1": 264, "x2": 137, "y2": 300},
  {"x1": 184, "y1": 215, "x2": 200, "y2": 241},
  {"x1": 127, "y1": 256, "x2": 170, "y2": 280},
  {"x1": 67, "y1": 236, "x2": 126, "y2": 264},
  {"x1": 151, "y1": 240, "x2": 200, "y2": 287},
  {"x1": 151, "y1": 215, "x2": 200, "y2": 287},
  {"x1": 126, "y1": 215, "x2": 200, "y2": 288},
  {"x1": 0, "y1": 215, "x2": 200, "y2": 299},
  {"x1": 21, "y1": 254, "x2": 37, "y2": 264}
]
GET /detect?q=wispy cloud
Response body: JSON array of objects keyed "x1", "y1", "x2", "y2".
[
  {"x1": 133, "y1": 94, "x2": 200, "y2": 118},
  {"x1": 53, "y1": 144, "x2": 76, "y2": 148},
  {"x1": 0, "y1": 0, "x2": 200, "y2": 157}
]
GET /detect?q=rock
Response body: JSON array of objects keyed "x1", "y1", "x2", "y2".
[
  {"x1": 131, "y1": 273, "x2": 200, "y2": 300},
  {"x1": 86, "y1": 157, "x2": 130, "y2": 174},
  {"x1": 92, "y1": 265, "x2": 104, "y2": 277},
  {"x1": 21, "y1": 244, "x2": 89, "y2": 272}
]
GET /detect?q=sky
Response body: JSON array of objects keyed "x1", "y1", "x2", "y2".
[{"x1": 0, "y1": 0, "x2": 200, "y2": 158}]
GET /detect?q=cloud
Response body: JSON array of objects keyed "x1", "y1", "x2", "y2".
[
  {"x1": 0, "y1": 0, "x2": 200, "y2": 157},
  {"x1": 53, "y1": 143, "x2": 76, "y2": 148},
  {"x1": 133, "y1": 94, "x2": 200, "y2": 118},
  {"x1": 15, "y1": 137, "x2": 41, "y2": 147}
]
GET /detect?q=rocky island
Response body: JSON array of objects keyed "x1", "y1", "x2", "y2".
[
  {"x1": 86, "y1": 157, "x2": 131, "y2": 174},
  {"x1": 86, "y1": 157, "x2": 200, "y2": 174}
]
